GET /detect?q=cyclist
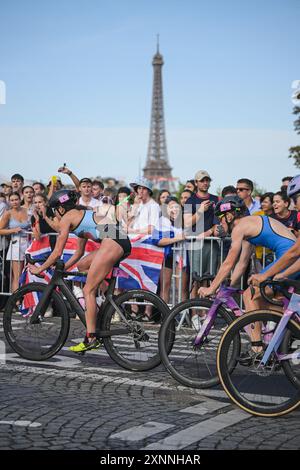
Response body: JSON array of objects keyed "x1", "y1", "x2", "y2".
[
  {"x1": 28, "y1": 189, "x2": 131, "y2": 353},
  {"x1": 198, "y1": 195, "x2": 299, "y2": 313},
  {"x1": 250, "y1": 175, "x2": 300, "y2": 286}
]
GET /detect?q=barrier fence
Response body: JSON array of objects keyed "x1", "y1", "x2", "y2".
[{"x1": 0, "y1": 232, "x2": 275, "y2": 310}]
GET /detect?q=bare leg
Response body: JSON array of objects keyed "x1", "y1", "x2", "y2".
[
  {"x1": 83, "y1": 239, "x2": 124, "y2": 335},
  {"x1": 159, "y1": 266, "x2": 172, "y2": 304},
  {"x1": 243, "y1": 286, "x2": 283, "y2": 351},
  {"x1": 11, "y1": 261, "x2": 24, "y2": 293}
]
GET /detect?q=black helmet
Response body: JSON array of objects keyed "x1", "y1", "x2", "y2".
[
  {"x1": 48, "y1": 189, "x2": 78, "y2": 210},
  {"x1": 215, "y1": 195, "x2": 246, "y2": 218}
]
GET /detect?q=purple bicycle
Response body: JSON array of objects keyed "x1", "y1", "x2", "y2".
[
  {"x1": 217, "y1": 279, "x2": 300, "y2": 417},
  {"x1": 158, "y1": 275, "x2": 244, "y2": 389}
]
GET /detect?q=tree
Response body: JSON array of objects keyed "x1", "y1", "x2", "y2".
[{"x1": 289, "y1": 106, "x2": 300, "y2": 168}]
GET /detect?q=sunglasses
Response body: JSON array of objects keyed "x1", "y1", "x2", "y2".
[{"x1": 236, "y1": 187, "x2": 250, "y2": 192}]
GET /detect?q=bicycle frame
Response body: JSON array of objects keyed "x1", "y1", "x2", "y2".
[
  {"x1": 261, "y1": 291, "x2": 300, "y2": 366},
  {"x1": 28, "y1": 261, "x2": 131, "y2": 337},
  {"x1": 193, "y1": 286, "x2": 244, "y2": 347}
]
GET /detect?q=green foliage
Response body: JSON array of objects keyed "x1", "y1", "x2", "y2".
[{"x1": 289, "y1": 107, "x2": 300, "y2": 167}]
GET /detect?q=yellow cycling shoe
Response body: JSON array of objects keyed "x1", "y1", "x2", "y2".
[{"x1": 69, "y1": 338, "x2": 102, "y2": 354}]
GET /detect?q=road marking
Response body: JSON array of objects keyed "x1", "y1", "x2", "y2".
[
  {"x1": 180, "y1": 401, "x2": 229, "y2": 415},
  {"x1": 0, "y1": 420, "x2": 41, "y2": 428},
  {"x1": 143, "y1": 409, "x2": 249, "y2": 450},
  {"x1": 111, "y1": 422, "x2": 174, "y2": 441},
  {"x1": 5, "y1": 353, "x2": 82, "y2": 369}
]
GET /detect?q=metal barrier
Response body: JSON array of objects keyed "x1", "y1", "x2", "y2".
[
  {"x1": 166, "y1": 236, "x2": 276, "y2": 308},
  {"x1": 0, "y1": 232, "x2": 277, "y2": 311}
]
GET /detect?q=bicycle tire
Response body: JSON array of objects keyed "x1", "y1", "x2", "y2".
[
  {"x1": 217, "y1": 310, "x2": 300, "y2": 417},
  {"x1": 101, "y1": 289, "x2": 171, "y2": 371},
  {"x1": 3, "y1": 282, "x2": 70, "y2": 361},
  {"x1": 159, "y1": 298, "x2": 238, "y2": 388}
]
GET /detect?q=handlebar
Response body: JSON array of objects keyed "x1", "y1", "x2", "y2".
[
  {"x1": 259, "y1": 279, "x2": 293, "y2": 306},
  {"x1": 25, "y1": 254, "x2": 87, "y2": 278}
]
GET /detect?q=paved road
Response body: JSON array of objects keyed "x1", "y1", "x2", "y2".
[{"x1": 0, "y1": 316, "x2": 299, "y2": 451}]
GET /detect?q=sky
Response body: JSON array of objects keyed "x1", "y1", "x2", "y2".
[{"x1": 0, "y1": 0, "x2": 299, "y2": 192}]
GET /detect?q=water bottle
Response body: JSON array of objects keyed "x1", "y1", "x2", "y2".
[{"x1": 73, "y1": 285, "x2": 85, "y2": 309}]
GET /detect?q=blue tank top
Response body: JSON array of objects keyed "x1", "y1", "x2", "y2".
[
  {"x1": 9, "y1": 214, "x2": 31, "y2": 237},
  {"x1": 72, "y1": 210, "x2": 99, "y2": 241},
  {"x1": 248, "y1": 216, "x2": 295, "y2": 258}
]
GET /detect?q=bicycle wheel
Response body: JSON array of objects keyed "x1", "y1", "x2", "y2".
[
  {"x1": 101, "y1": 289, "x2": 171, "y2": 371},
  {"x1": 158, "y1": 298, "x2": 238, "y2": 388},
  {"x1": 217, "y1": 310, "x2": 300, "y2": 417},
  {"x1": 3, "y1": 282, "x2": 70, "y2": 361}
]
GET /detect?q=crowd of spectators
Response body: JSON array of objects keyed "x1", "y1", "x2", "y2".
[{"x1": 0, "y1": 168, "x2": 299, "y2": 306}]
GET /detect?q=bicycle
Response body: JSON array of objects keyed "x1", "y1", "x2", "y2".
[
  {"x1": 158, "y1": 275, "x2": 243, "y2": 388},
  {"x1": 3, "y1": 256, "x2": 171, "y2": 372},
  {"x1": 217, "y1": 279, "x2": 300, "y2": 417}
]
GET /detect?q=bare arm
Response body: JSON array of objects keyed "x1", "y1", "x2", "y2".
[
  {"x1": 29, "y1": 218, "x2": 71, "y2": 274},
  {"x1": 64, "y1": 237, "x2": 87, "y2": 271},
  {"x1": 230, "y1": 240, "x2": 253, "y2": 287},
  {"x1": 0, "y1": 211, "x2": 22, "y2": 236},
  {"x1": 199, "y1": 226, "x2": 245, "y2": 296},
  {"x1": 58, "y1": 166, "x2": 80, "y2": 191}
]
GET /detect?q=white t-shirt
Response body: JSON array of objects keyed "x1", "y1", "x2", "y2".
[
  {"x1": 132, "y1": 199, "x2": 160, "y2": 233},
  {"x1": 79, "y1": 197, "x2": 101, "y2": 209}
]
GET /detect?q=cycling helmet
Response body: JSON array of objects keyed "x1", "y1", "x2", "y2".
[
  {"x1": 48, "y1": 189, "x2": 78, "y2": 210},
  {"x1": 287, "y1": 175, "x2": 300, "y2": 199},
  {"x1": 215, "y1": 195, "x2": 246, "y2": 218}
]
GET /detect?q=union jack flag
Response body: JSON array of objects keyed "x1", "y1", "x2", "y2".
[{"x1": 117, "y1": 234, "x2": 165, "y2": 293}]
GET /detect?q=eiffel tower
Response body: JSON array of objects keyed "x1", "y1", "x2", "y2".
[{"x1": 143, "y1": 39, "x2": 175, "y2": 191}]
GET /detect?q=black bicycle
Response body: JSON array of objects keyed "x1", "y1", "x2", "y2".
[{"x1": 3, "y1": 256, "x2": 171, "y2": 371}]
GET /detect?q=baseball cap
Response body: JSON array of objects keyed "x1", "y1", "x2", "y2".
[
  {"x1": 194, "y1": 170, "x2": 212, "y2": 181},
  {"x1": 0, "y1": 181, "x2": 12, "y2": 188},
  {"x1": 79, "y1": 177, "x2": 93, "y2": 185}
]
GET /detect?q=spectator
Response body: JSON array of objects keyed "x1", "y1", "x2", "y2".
[
  {"x1": 271, "y1": 191, "x2": 300, "y2": 236},
  {"x1": 103, "y1": 187, "x2": 117, "y2": 202},
  {"x1": 115, "y1": 186, "x2": 132, "y2": 228},
  {"x1": 127, "y1": 178, "x2": 160, "y2": 236},
  {"x1": 236, "y1": 178, "x2": 261, "y2": 214},
  {"x1": 0, "y1": 181, "x2": 12, "y2": 203},
  {"x1": 221, "y1": 185, "x2": 237, "y2": 198},
  {"x1": 0, "y1": 192, "x2": 8, "y2": 218},
  {"x1": 106, "y1": 177, "x2": 118, "y2": 191},
  {"x1": 281, "y1": 176, "x2": 293, "y2": 188},
  {"x1": 184, "y1": 180, "x2": 196, "y2": 193},
  {"x1": 92, "y1": 180, "x2": 104, "y2": 200},
  {"x1": 0, "y1": 192, "x2": 30, "y2": 292},
  {"x1": 253, "y1": 192, "x2": 275, "y2": 270},
  {"x1": 78, "y1": 178, "x2": 100, "y2": 209},
  {"x1": 11, "y1": 173, "x2": 24, "y2": 197},
  {"x1": 154, "y1": 197, "x2": 185, "y2": 304},
  {"x1": 260, "y1": 192, "x2": 274, "y2": 216},
  {"x1": 21, "y1": 185, "x2": 35, "y2": 217},
  {"x1": 31, "y1": 193, "x2": 59, "y2": 250},
  {"x1": 184, "y1": 170, "x2": 219, "y2": 308},
  {"x1": 157, "y1": 189, "x2": 171, "y2": 209},
  {"x1": 32, "y1": 182, "x2": 46, "y2": 196},
  {"x1": 180, "y1": 189, "x2": 193, "y2": 207}
]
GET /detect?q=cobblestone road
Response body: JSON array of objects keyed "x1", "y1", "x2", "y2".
[{"x1": 0, "y1": 318, "x2": 299, "y2": 451}]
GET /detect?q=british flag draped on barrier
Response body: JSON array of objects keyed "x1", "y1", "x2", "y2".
[{"x1": 116, "y1": 233, "x2": 165, "y2": 292}]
